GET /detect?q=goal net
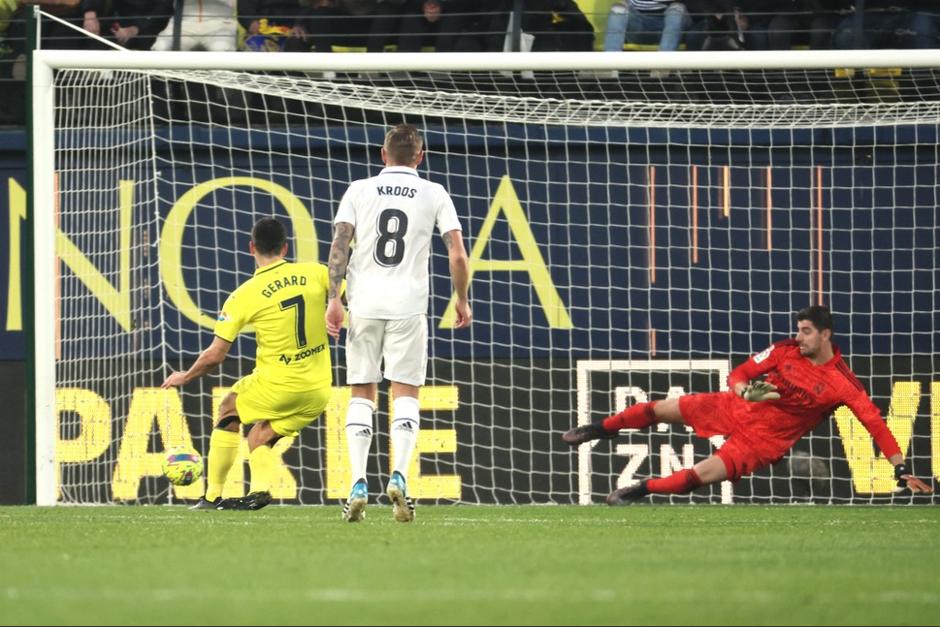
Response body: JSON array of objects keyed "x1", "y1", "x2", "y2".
[{"x1": 33, "y1": 49, "x2": 939, "y2": 505}]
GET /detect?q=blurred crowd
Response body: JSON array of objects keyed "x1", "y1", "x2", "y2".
[
  {"x1": 0, "y1": 1, "x2": 937, "y2": 124},
  {"x1": 0, "y1": 0, "x2": 935, "y2": 58},
  {"x1": 0, "y1": 0, "x2": 597, "y2": 56},
  {"x1": 603, "y1": 1, "x2": 938, "y2": 53}
]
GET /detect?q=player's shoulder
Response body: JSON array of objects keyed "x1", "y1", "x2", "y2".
[
  {"x1": 223, "y1": 279, "x2": 255, "y2": 312},
  {"x1": 285, "y1": 260, "x2": 326, "y2": 279},
  {"x1": 294, "y1": 260, "x2": 328, "y2": 274},
  {"x1": 830, "y1": 352, "x2": 866, "y2": 392},
  {"x1": 230, "y1": 274, "x2": 256, "y2": 298},
  {"x1": 751, "y1": 339, "x2": 796, "y2": 363},
  {"x1": 423, "y1": 180, "x2": 455, "y2": 212},
  {"x1": 770, "y1": 339, "x2": 801, "y2": 358},
  {"x1": 341, "y1": 177, "x2": 372, "y2": 199},
  {"x1": 349, "y1": 177, "x2": 372, "y2": 192},
  {"x1": 425, "y1": 179, "x2": 452, "y2": 198},
  {"x1": 420, "y1": 176, "x2": 445, "y2": 191}
]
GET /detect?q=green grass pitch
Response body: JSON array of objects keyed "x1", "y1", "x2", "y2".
[{"x1": 1, "y1": 505, "x2": 938, "y2": 625}]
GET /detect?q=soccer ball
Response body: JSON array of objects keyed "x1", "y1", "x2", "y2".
[{"x1": 162, "y1": 447, "x2": 203, "y2": 486}]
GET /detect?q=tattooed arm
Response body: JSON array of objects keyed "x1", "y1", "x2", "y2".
[{"x1": 325, "y1": 222, "x2": 354, "y2": 338}]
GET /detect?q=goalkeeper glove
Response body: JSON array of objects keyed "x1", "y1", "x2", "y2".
[
  {"x1": 894, "y1": 463, "x2": 934, "y2": 493},
  {"x1": 738, "y1": 381, "x2": 780, "y2": 402},
  {"x1": 894, "y1": 463, "x2": 911, "y2": 488}
]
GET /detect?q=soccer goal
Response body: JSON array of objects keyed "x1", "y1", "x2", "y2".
[{"x1": 30, "y1": 47, "x2": 940, "y2": 505}]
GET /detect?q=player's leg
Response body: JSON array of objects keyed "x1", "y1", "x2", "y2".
[
  {"x1": 607, "y1": 430, "x2": 766, "y2": 505},
  {"x1": 212, "y1": 420, "x2": 277, "y2": 511},
  {"x1": 343, "y1": 382, "x2": 377, "y2": 522},
  {"x1": 388, "y1": 381, "x2": 420, "y2": 481},
  {"x1": 382, "y1": 315, "x2": 428, "y2": 523},
  {"x1": 387, "y1": 381, "x2": 419, "y2": 523},
  {"x1": 216, "y1": 422, "x2": 282, "y2": 511},
  {"x1": 344, "y1": 314, "x2": 385, "y2": 522},
  {"x1": 562, "y1": 397, "x2": 685, "y2": 445},
  {"x1": 245, "y1": 420, "x2": 281, "y2": 501},
  {"x1": 565, "y1": 389, "x2": 738, "y2": 446},
  {"x1": 203, "y1": 19, "x2": 237, "y2": 52},
  {"x1": 605, "y1": 393, "x2": 740, "y2": 504},
  {"x1": 347, "y1": 382, "x2": 378, "y2": 484},
  {"x1": 149, "y1": 23, "x2": 175, "y2": 52},
  {"x1": 606, "y1": 454, "x2": 726, "y2": 505},
  {"x1": 218, "y1": 386, "x2": 331, "y2": 511},
  {"x1": 193, "y1": 392, "x2": 242, "y2": 509}
]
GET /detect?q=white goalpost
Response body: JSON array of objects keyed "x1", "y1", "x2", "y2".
[{"x1": 31, "y1": 48, "x2": 940, "y2": 506}]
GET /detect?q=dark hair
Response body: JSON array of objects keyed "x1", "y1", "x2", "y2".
[
  {"x1": 383, "y1": 123, "x2": 423, "y2": 165},
  {"x1": 252, "y1": 217, "x2": 288, "y2": 255},
  {"x1": 796, "y1": 305, "x2": 833, "y2": 332}
]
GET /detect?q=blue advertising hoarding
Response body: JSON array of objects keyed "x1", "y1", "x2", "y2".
[
  {"x1": 2, "y1": 124, "x2": 937, "y2": 361},
  {"x1": 1, "y1": 120, "x2": 938, "y2": 504}
]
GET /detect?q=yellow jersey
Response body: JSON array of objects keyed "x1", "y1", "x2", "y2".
[{"x1": 215, "y1": 260, "x2": 332, "y2": 391}]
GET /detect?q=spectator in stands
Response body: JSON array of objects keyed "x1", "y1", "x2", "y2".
[
  {"x1": 290, "y1": 0, "x2": 341, "y2": 52},
  {"x1": 684, "y1": 1, "x2": 769, "y2": 51},
  {"x1": 525, "y1": 0, "x2": 594, "y2": 52},
  {"x1": 397, "y1": 0, "x2": 591, "y2": 54},
  {"x1": 104, "y1": 0, "x2": 173, "y2": 50},
  {"x1": 834, "y1": 1, "x2": 938, "y2": 50},
  {"x1": 293, "y1": 0, "x2": 408, "y2": 53},
  {"x1": 5, "y1": 0, "x2": 170, "y2": 51},
  {"x1": 364, "y1": 0, "x2": 408, "y2": 52},
  {"x1": 0, "y1": 0, "x2": 18, "y2": 63},
  {"x1": 396, "y1": 0, "x2": 465, "y2": 53},
  {"x1": 445, "y1": 2, "x2": 513, "y2": 52},
  {"x1": 762, "y1": 0, "x2": 850, "y2": 50},
  {"x1": 237, "y1": 0, "x2": 307, "y2": 52},
  {"x1": 151, "y1": 0, "x2": 237, "y2": 51},
  {"x1": 602, "y1": 0, "x2": 691, "y2": 53},
  {"x1": 11, "y1": 0, "x2": 103, "y2": 49},
  {"x1": 0, "y1": 0, "x2": 14, "y2": 32}
]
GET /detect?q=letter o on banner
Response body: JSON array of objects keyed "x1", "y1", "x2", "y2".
[{"x1": 159, "y1": 177, "x2": 318, "y2": 329}]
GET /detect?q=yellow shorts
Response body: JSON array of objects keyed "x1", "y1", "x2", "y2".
[{"x1": 232, "y1": 373, "x2": 330, "y2": 437}]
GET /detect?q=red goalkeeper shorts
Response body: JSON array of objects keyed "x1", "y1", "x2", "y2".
[{"x1": 678, "y1": 391, "x2": 787, "y2": 481}]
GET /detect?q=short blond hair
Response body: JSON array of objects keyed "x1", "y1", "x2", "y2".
[{"x1": 383, "y1": 124, "x2": 423, "y2": 165}]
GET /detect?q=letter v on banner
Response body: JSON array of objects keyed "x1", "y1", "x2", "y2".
[
  {"x1": 833, "y1": 381, "x2": 920, "y2": 493},
  {"x1": 440, "y1": 175, "x2": 572, "y2": 329}
]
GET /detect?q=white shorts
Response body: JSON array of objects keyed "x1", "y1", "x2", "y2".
[
  {"x1": 151, "y1": 18, "x2": 237, "y2": 52},
  {"x1": 346, "y1": 314, "x2": 428, "y2": 386}
]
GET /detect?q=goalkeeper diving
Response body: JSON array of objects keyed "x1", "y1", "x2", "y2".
[{"x1": 563, "y1": 305, "x2": 933, "y2": 503}]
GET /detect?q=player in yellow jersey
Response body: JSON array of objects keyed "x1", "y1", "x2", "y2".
[{"x1": 161, "y1": 217, "x2": 333, "y2": 510}]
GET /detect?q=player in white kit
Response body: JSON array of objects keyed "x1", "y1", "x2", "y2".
[
  {"x1": 326, "y1": 124, "x2": 472, "y2": 523},
  {"x1": 151, "y1": 0, "x2": 237, "y2": 51}
]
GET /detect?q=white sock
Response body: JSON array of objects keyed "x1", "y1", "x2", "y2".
[
  {"x1": 345, "y1": 397, "x2": 375, "y2": 486},
  {"x1": 391, "y1": 396, "x2": 420, "y2": 480}
]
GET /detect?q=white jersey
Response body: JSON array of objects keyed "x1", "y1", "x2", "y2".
[{"x1": 334, "y1": 166, "x2": 462, "y2": 319}]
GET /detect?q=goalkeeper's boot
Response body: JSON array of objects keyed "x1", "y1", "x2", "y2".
[
  {"x1": 189, "y1": 496, "x2": 221, "y2": 510},
  {"x1": 386, "y1": 471, "x2": 416, "y2": 523},
  {"x1": 562, "y1": 422, "x2": 617, "y2": 446},
  {"x1": 343, "y1": 479, "x2": 368, "y2": 522},
  {"x1": 605, "y1": 481, "x2": 650, "y2": 506},
  {"x1": 240, "y1": 490, "x2": 273, "y2": 511},
  {"x1": 216, "y1": 491, "x2": 272, "y2": 511}
]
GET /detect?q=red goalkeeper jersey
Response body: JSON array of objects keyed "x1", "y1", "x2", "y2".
[{"x1": 725, "y1": 340, "x2": 902, "y2": 459}]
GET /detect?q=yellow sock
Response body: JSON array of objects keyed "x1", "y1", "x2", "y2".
[
  {"x1": 248, "y1": 445, "x2": 277, "y2": 494},
  {"x1": 205, "y1": 429, "x2": 240, "y2": 501}
]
